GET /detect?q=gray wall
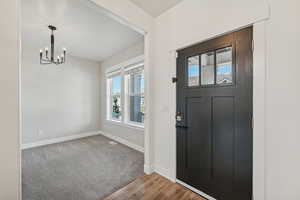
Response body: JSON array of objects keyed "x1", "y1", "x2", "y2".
[
  {"x1": 100, "y1": 40, "x2": 144, "y2": 148},
  {"x1": 22, "y1": 48, "x2": 101, "y2": 144}
]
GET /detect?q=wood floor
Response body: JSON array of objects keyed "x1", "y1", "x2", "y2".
[{"x1": 103, "y1": 173, "x2": 206, "y2": 200}]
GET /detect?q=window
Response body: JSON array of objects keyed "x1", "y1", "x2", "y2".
[
  {"x1": 125, "y1": 66, "x2": 145, "y2": 125},
  {"x1": 107, "y1": 74, "x2": 122, "y2": 121},
  {"x1": 216, "y1": 47, "x2": 233, "y2": 85},
  {"x1": 188, "y1": 56, "x2": 200, "y2": 87},
  {"x1": 106, "y1": 59, "x2": 144, "y2": 128},
  {"x1": 201, "y1": 51, "x2": 215, "y2": 85},
  {"x1": 186, "y1": 46, "x2": 234, "y2": 87}
]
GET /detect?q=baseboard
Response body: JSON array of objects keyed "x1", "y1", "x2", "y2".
[
  {"x1": 144, "y1": 164, "x2": 154, "y2": 174},
  {"x1": 154, "y1": 164, "x2": 175, "y2": 182},
  {"x1": 22, "y1": 131, "x2": 101, "y2": 150},
  {"x1": 99, "y1": 131, "x2": 144, "y2": 153}
]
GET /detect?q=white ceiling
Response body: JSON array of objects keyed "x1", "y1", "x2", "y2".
[
  {"x1": 130, "y1": 0, "x2": 183, "y2": 17},
  {"x1": 22, "y1": 0, "x2": 144, "y2": 61}
]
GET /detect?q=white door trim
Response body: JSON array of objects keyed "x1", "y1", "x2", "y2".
[{"x1": 252, "y1": 21, "x2": 267, "y2": 200}]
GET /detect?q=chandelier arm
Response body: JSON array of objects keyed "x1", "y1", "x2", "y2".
[
  {"x1": 41, "y1": 58, "x2": 51, "y2": 61},
  {"x1": 53, "y1": 60, "x2": 61, "y2": 65},
  {"x1": 41, "y1": 59, "x2": 52, "y2": 64},
  {"x1": 40, "y1": 61, "x2": 52, "y2": 65}
]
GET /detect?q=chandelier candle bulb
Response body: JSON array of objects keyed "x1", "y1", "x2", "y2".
[
  {"x1": 45, "y1": 47, "x2": 48, "y2": 57},
  {"x1": 63, "y1": 48, "x2": 66, "y2": 62}
]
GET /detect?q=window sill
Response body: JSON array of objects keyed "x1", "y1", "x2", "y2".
[{"x1": 105, "y1": 119, "x2": 144, "y2": 131}]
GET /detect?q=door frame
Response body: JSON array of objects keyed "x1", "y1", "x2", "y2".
[{"x1": 170, "y1": 21, "x2": 267, "y2": 200}]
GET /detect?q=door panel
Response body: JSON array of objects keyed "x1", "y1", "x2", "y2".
[
  {"x1": 186, "y1": 97, "x2": 211, "y2": 171},
  {"x1": 176, "y1": 27, "x2": 253, "y2": 200},
  {"x1": 213, "y1": 97, "x2": 235, "y2": 195}
]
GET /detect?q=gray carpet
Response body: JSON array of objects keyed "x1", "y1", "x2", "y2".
[{"x1": 22, "y1": 135, "x2": 144, "y2": 200}]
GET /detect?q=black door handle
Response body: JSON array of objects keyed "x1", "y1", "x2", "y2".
[{"x1": 176, "y1": 125, "x2": 188, "y2": 129}]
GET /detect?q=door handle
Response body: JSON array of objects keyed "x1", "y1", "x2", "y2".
[
  {"x1": 176, "y1": 112, "x2": 188, "y2": 128},
  {"x1": 176, "y1": 125, "x2": 188, "y2": 129}
]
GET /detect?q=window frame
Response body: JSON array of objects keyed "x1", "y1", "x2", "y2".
[{"x1": 106, "y1": 56, "x2": 145, "y2": 130}]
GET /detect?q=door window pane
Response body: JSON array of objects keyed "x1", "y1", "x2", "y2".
[
  {"x1": 111, "y1": 75, "x2": 122, "y2": 120},
  {"x1": 188, "y1": 56, "x2": 199, "y2": 87},
  {"x1": 201, "y1": 52, "x2": 215, "y2": 85},
  {"x1": 216, "y1": 47, "x2": 233, "y2": 85}
]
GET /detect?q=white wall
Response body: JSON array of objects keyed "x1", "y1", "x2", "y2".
[
  {"x1": 21, "y1": 48, "x2": 101, "y2": 145},
  {"x1": 151, "y1": 0, "x2": 300, "y2": 200},
  {"x1": 0, "y1": 0, "x2": 154, "y2": 199},
  {"x1": 90, "y1": 0, "x2": 156, "y2": 173},
  {"x1": 99, "y1": 41, "x2": 144, "y2": 148},
  {"x1": 0, "y1": 0, "x2": 20, "y2": 199},
  {"x1": 264, "y1": 0, "x2": 300, "y2": 199}
]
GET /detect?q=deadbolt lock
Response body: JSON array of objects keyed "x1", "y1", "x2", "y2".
[{"x1": 176, "y1": 112, "x2": 183, "y2": 122}]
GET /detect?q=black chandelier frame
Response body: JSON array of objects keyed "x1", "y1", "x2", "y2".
[{"x1": 40, "y1": 25, "x2": 66, "y2": 65}]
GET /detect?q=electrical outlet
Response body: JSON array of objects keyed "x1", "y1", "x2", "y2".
[{"x1": 38, "y1": 129, "x2": 44, "y2": 136}]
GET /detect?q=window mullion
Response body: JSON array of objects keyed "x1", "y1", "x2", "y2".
[{"x1": 124, "y1": 73, "x2": 130, "y2": 124}]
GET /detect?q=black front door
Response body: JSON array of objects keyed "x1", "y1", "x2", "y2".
[{"x1": 176, "y1": 27, "x2": 253, "y2": 200}]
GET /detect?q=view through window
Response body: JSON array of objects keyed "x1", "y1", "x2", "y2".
[
  {"x1": 107, "y1": 62, "x2": 144, "y2": 128},
  {"x1": 125, "y1": 66, "x2": 144, "y2": 124},
  {"x1": 110, "y1": 75, "x2": 122, "y2": 120}
]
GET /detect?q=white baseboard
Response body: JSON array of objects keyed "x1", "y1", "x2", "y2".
[
  {"x1": 99, "y1": 131, "x2": 144, "y2": 153},
  {"x1": 144, "y1": 164, "x2": 154, "y2": 174},
  {"x1": 154, "y1": 164, "x2": 175, "y2": 182},
  {"x1": 22, "y1": 131, "x2": 101, "y2": 150}
]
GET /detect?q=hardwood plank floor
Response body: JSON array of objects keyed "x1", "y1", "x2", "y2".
[{"x1": 102, "y1": 173, "x2": 206, "y2": 200}]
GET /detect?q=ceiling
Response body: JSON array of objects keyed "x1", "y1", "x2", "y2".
[
  {"x1": 22, "y1": 0, "x2": 144, "y2": 62},
  {"x1": 130, "y1": 0, "x2": 183, "y2": 17}
]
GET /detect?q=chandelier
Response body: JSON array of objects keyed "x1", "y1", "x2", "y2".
[{"x1": 39, "y1": 25, "x2": 66, "y2": 65}]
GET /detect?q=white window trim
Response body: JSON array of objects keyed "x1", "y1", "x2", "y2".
[
  {"x1": 106, "y1": 55, "x2": 144, "y2": 74},
  {"x1": 106, "y1": 55, "x2": 145, "y2": 130},
  {"x1": 105, "y1": 119, "x2": 144, "y2": 131}
]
